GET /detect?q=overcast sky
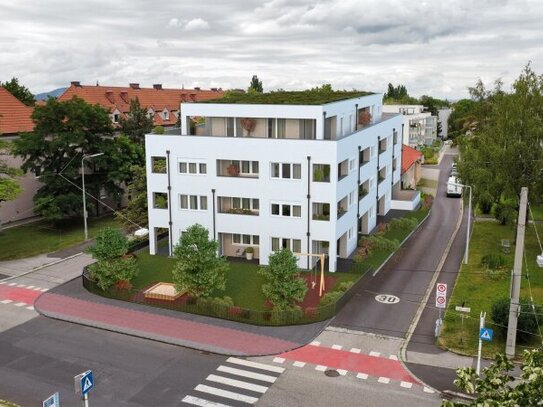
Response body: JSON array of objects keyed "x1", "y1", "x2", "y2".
[{"x1": 1, "y1": 0, "x2": 542, "y2": 99}]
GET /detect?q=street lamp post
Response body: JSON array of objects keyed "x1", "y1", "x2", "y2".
[
  {"x1": 449, "y1": 181, "x2": 472, "y2": 264},
  {"x1": 82, "y1": 153, "x2": 104, "y2": 240}
]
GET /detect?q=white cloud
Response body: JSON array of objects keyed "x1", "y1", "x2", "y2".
[{"x1": 184, "y1": 18, "x2": 210, "y2": 31}]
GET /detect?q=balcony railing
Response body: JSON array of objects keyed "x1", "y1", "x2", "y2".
[
  {"x1": 312, "y1": 214, "x2": 330, "y2": 221},
  {"x1": 220, "y1": 208, "x2": 259, "y2": 216}
]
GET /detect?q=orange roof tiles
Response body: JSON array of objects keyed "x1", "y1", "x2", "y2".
[
  {"x1": 401, "y1": 144, "x2": 423, "y2": 174},
  {"x1": 58, "y1": 83, "x2": 223, "y2": 126},
  {"x1": 0, "y1": 87, "x2": 34, "y2": 135}
]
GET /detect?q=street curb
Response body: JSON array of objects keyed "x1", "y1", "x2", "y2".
[
  {"x1": 0, "y1": 252, "x2": 84, "y2": 282},
  {"x1": 398, "y1": 198, "x2": 465, "y2": 394},
  {"x1": 372, "y1": 205, "x2": 432, "y2": 277}
]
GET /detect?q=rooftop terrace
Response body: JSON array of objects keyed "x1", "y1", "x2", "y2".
[{"x1": 199, "y1": 89, "x2": 374, "y2": 106}]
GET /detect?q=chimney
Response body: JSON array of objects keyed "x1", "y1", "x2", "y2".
[
  {"x1": 194, "y1": 87, "x2": 201, "y2": 91},
  {"x1": 71, "y1": 81, "x2": 81, "y2": 87},
  {"x1": 129, "y1": 83, "x2": 140, "y2": 90},
  {"x1": 211, "y1": 87, "x2": 218, "y2": 91},
  {"x1": 153, "y1": 84, "x2": 162, "y2": 90}
]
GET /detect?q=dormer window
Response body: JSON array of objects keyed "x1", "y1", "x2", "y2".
[
  {"x1": 147, "y1": 108, "x2": 154, "y2": 119},
  {"x1": 162, "y1": 109, "x2": 169, "y2": 120},
  {"x1": 113, "y1": 113, "x2": 120, "y2": 123}
]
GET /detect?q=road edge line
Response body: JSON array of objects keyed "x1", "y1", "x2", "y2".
[{"x1": 0, "y1": 252, "x2": 84, "y2": 282}]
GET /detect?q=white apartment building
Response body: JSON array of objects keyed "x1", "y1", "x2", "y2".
[
  {"x1": 145, "y1": 92, "x2": 403, "y2": 272},
  {"x1": 382, "y1": 105, "x2": 437, "y2": 147}
]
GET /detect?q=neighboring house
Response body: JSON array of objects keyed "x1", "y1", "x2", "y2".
[
  {"x1": 401, "y1": 144, "x2": 423, "y2": 189},
  {"x1": 0, "y1": 87, "x2": 39, "y2": 223},
  {"x1": 145, "y1": 91, "x2": 403, "y2": 272},
  {"x1": 382, "y1": 104, "x2": 437, "y2": 147},
  {"x1": 58, "y1": 82, "x2": 224, "y2": 128}
]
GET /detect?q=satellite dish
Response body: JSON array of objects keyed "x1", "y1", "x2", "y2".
[{"x1": 134, "y1": 228, "x2": 149, "y2": 238}]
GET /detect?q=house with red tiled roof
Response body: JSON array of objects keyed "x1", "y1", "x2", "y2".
[
  {"x1": 401, "y1": 144, "x2": 423, "y2": 189},
  {"x1": 58, "y1": 82, "x2": 223, "y2": 127},
  {"x1": 0, "y1": 87, "x2": 39, "y2": 224}
]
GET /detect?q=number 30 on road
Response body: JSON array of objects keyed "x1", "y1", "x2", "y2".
[{"x1": 375, "y1": 294, "x2": 400, "y2": 304}]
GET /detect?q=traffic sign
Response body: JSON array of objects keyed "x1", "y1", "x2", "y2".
[
  {"x1": 436, "y1": 282, "x2": 447, "y2": 309},
  {"x1": 75, "y1": 370, "x2": 94, "y2": 396},
  {"x1": 43, "y1": 392, "x2": 60, "y2": 407},
  {"x1": 455, "y1": 306, "x2": 471, "y2": 313},
  {"x1": 480, "y1": 328, "x2": 493, "y2": 342}
]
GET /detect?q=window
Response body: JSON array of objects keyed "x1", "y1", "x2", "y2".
[
  {"x1": 179, "y1": 194, "x2": 207, "y2": 211},
  {"x1": 113, "y1": 113, "x2": 120, "y2": 123},
  {"x1": 179, "y1": 160, "x2": 207, "y2": 175},
  {"x1": 163, "y1": 110, "x2": 169, "y2": 120},
  {"x1": 233, "y1": 234, "x2": 260, "y2": 245},
  {"x1": 348, "y1": 227, "x2": 354, "y2": 240},
  {"x1": 153, "y1": 192, "x2": 168, "y2": 209},
  {"x1": 370, "y1": 206, "x2": 375, "y2": 218},
  {"x1": 349, "y1": 191, "x2": 356, "y2": 207},
  {"x1": 271, "y1": 202, "x2": 302, "y2": 218},
  {"x1": 271, "y1": 163, "x2": 301, "y2": 179},
  {"x1": 151, "y1": 156, "x2": 166, "y2": 174},
  {"x1": 271, "y1": 237, "x2": 301, "y2": 252},
  {"x1": 349, "y1": 158, "x2": 356, "y2": 172},
  {"x1": 370, "y1": 146, "x2": 376, "y2": 158},
  {"x1": 232, "y1": 198, "x2": 259, "y2": 210}
]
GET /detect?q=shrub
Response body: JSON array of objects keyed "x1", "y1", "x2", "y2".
[
  {"x1": 87, "y1": 227, "x2": 129, "y2": 261},
  {"x1": 336, "y1": 281, "x2": 354, "y2": 292},
  {"x1": 304, "y1": 307, "x2": 318, "y2": 317},
  {"x1": 389, "y1": 217, "x2": 418, "y2": 230},
  {"x1": 422, "y1": 194, "x2": 434, "y2": 209},
  {"x1": 320, "y1": 291, "x2": 343, "y2": 306},
  {"x1": 494, "y1": 201, "x2": 517, "y2": 225},
  {"x1": 491, "y1": 297, "x2": 543, "y2": 343},
  {"x1": 369, "y1": 235, "x2": 400, "y2": 251},
  {"x1": 481, "y1": 253, "x2": 507, "y2": 270},
  {"x1": 477, "y1": 192, "x2": 494, "y2": 214},
  {"x1": 377, "y1": 222, "x2": 389, "y2": 234},
  {"x1": 88, "y1": 257, "x2": 138, "y2": 291},
  {"x1": 115, "y1": 279, "x2": 133, "y2": 291},
  {"x1": 271, "y1": 305, "x2": 303, "y2": 325},
  {"x1": 228, "y1": 306, "x2": 241, "y2": 316},
  {"x1": 153, "y1": 125, "x2": 165, "y2": 134}
]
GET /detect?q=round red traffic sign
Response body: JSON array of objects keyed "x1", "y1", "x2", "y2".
[
  {"x1": 436, "y1": 296, "x2": 446, "y2": 305},
  {"x1": 437, "y1": 283, "x2": 447, "y2": 293}
]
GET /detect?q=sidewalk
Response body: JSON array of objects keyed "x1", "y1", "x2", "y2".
[{"x1": 34, "y1": 278, "x2": 329, "y2": 357}]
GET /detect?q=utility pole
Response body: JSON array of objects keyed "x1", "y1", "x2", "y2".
[
  {"x1": 476, "y1": 311, "x2": 486, "y2": 375},
  {"x1": 505, "y1": 187, "x2": 528, "y2": 358}
]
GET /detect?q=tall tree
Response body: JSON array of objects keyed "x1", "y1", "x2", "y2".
[
  {"x1": 13, "y1": 97, "x2": 142, "y2": 222},
  {"x1": 383, "y1": 83, "x2": 418, "y2": 104},
  {"x1": 119, "y1": 97, "x2": 153, "y2": 145},
  {"x1": 260, "y1": 249, "x2": 307, "y2": 310},
  {"x1": 248, "y1": 75, "x2": 263, "y2": 93},
  {"x1": 117, "y1": 164, "x2": 148, "y2": 230},
  {"x1": 1, "y1": 77, "x2": 35, "y2": 106},
  {"x1": 172, "y1": 224, "x2": 229, "y2": 298}
]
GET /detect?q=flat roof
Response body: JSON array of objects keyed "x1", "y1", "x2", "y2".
[{"x1": 199, "y1": 90, "x2": 374, "y2": 105}]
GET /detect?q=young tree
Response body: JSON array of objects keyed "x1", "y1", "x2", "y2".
[
  {"x1": 443, "y1": 348, "x2": 543, "y2": 406},
  {"x1": 1, "y1": 77, "x2": 35, "y2": 106},
  {"x1": 117, "y1": 164, "x2": 148, "y2": 230},
  {"x1": 248, "y1": 75, "x2": 263, "y2": 93},
  {"x1": 260, "y1": 249, "x2": 307, "y2": 309},
  {"x1": 119, "y1": 97, "x2": 153, "y2": 145},
  {"x1": 172, "y1": 224, "x2": 229, "y2": 298},
  {"x1": 0, "y1": 140, "x2": 22, "y2": 202},
  {"x1": 14, "y1": 97, "x2": 142, "y2": 222}
]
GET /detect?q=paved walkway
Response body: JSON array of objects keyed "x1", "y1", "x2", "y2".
[{"x1": 34, "y1": 278, "x2": 329, "y2": 356}]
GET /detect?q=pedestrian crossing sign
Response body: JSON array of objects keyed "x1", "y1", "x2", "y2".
[{"x1": 479, "y1": 328, "x2": 493, "y2": 342}]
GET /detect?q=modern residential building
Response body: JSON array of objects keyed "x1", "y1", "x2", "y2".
[
  {"x1": 382, "y1": 105, "x2": 437, "y2": 147},
  {"x1": 145, "y1": 91, "x2": 403, "y2": 272},
  {"x1": 58, "y1": 82, "x2": 224, "y2": 128},
  {"x1": 0, "y1": 87, "x2": 39, "y2": 223}
]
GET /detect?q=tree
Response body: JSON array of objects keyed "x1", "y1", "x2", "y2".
[
  {"x1": 0, "y1": 140, "x2": 22, "y2": 203},
  {"x1": 117, "y1": 164, "x2": 148, "y2": 230},
  {"x1": 172, "y1": 224, "x2": 229, "y2": 298},
  {"x1": 259, "y1": 249, "x2": 307, "y2": 309},
  {"x1": 86, "y1": 227, "x2": 129, "y2": 261},
  {"x1": 119, "y1": 97, "x2": 153, "y2": 145},
  {"x1": 14, "y1": 97, "x2": 142, "y2": 222},
  {"x1": 248, "y1": 75, "x2": 263, "y2": 93},
  {"x1": 1, "y1": 77, "x2": 35, "y2": 106},
  {"x1": 383, "y1": 83, "x2": 418, "y2": 104},
  {"x1": 443, "y1": 348, "x2": 543, "y2": 406}
]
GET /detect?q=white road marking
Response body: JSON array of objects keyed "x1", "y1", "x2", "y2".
[
  {"x1": 206, "y1": 374, "x2": 268, "y2": 394},
  {"x1": 331, "y1": 344, "x2": 342, "y2": 350},
  {"x1": 33, "y1": 287, "x2": 42, "y2": 291},
  {"x1": 356, "y1": 373, "x2": 368, "y2": 380},
  {"x1": 315, "y1": 365, "x2": 327, "y2": 371},
  {"x1": 226, "y1": 357, "x2": 285, "y2": 373},
  {"x1": 195, "y1": 384, "x2": 258, "y2": 404},
  {"x1": 182, "y1": 395, "x2": 232, "y2": 407},
  {"x1": 216, "y1": 366, "x2": 276, "y2": 383},
  {"x1": 350, "y1": 348, "x2": 361, "y2": 353},
  {"x1": 26, "y1": 285, "x2": 35, "y2": 289},
  {"x1": 14, "y1": 302, "x2": 26, "y2": 307},
  {"x1": 400, "y1": 381, "x2": 413, "y2": 389},
  {"x1": 26, "y1": 306, "x2": 35, "y2": 311},
  {"x1": 1, "y1": 300, "x2": 13, "y2": 304},
  {"x1": 16, "y1": 284, "x2": 25, "y2": 288},
  {"x1": 369, "y1": 351, "x2": 381, "y2": 357},
  {"x1": 378, "y1": 377, "x2": 390, "y2": 384},
  {"x1": 7, "y1": 283, "x2": 16, "y2": 286},
  {"x1": 293, "y1": 361, "x2": 306, "y2": 367},
  {"x1": 423, "y1": 387, "x2": 435, "y2": 393},
  {"x1": 389, "y1": 355, "x2": 398, "y2": 360},
  {"x1": 272, "y1": 357, "x2": 285, "y2": 364},
  {"x1": 40, "y1": 288, "x2": 48, "y2": 292},
  {"x1": 310, "y1": 341, "x2": 320, "y2": 346},
  {"x1": 337, "y1": 369, "x2": 347, "y2": 376}
]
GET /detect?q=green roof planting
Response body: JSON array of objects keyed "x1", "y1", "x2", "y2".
[{"x1": 200, "y1": 89, "x2": 374, "y2": 105}]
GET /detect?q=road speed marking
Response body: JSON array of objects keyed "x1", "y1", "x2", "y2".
[{"x1": 375, "y1": 294, "x2": 400, "y2": 304}]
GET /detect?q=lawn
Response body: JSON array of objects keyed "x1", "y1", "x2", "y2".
[
  {"x1": 439, "y1": 220, "x2": 543, "y2": 357},
  {"x1": 417, "y1": 178, "x2": 438, "y2": 189},
  {"x1": 0, "y1": 215, "x2": 121, "y2": 261},
  {"x1": 133, "y1": 249, "x2": 360, "y2": 311}
]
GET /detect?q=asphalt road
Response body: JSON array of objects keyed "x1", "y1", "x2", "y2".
[{"x1": 332, "y1": 154, "x2": 462, "y2": 338}]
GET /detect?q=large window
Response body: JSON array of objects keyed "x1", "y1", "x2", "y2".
[
  {"x1": 271, "y1": 202, "x2": 302, "y2": 217},
  {"x1": 179, "y1": 160, "x2": 207, "y2": 175},
  {"x1": 179, "y1": 194, "x2": 207, "y2": 211},
  {"x1": 271, "y1": 237, "x2": 302, "y2": 252},
  {"x1": 232, "y1": 234, "x2": 260, "y2": 246},
  {"x1": 271, "y1": 162, "x2": 301, "y2": 179}
]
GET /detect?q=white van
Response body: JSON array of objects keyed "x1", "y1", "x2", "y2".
[{"x1": 447, "y1": 176, "x2": 462, "y2": 197}]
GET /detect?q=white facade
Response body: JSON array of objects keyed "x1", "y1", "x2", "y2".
[
  {"x1": 382, "y1": 104, "x2": 437, "y2": 147},
  {"x1": 146, "y1": 94, "x2": 402, "y2": 272}
]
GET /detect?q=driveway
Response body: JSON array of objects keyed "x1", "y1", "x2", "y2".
[{"x1": 332, "y1": 153, "x2": 462, "y2": 338}]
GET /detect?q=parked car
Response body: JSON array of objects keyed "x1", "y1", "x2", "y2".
[{"x1": 447, "y1": 176, "x2": 462, "y2": 197}]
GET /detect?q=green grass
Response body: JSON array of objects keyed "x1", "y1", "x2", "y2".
[
  {"x1": 529, "y1": 203, "x2": 543, "y2": 221},
  {"x1": 417, "y1": 178, "x2": 438, "y2": 189},
  {"x1": 439, "y1": 220, "x2": 543, "y2": 357},
  {"x1": 0, "y1": 216, "x2": 121, "y2": 261},
  {"x1": 201, "y1": 90, "x2": 373, "y2": 105}
]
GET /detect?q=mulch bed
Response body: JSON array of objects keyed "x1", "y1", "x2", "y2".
[{"x1": 297, "y1": 274, "x2": 338, "y2": 309}]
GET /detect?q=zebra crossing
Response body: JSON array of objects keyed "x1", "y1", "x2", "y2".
[{"x1": 182, "y1": 357, "x2": 284, "y2": 406}]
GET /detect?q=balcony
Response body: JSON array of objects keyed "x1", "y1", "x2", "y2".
[
  {"x1": 312, "y1": 202, "x2": 330, "y2": 221},
  {"x1": 338, "y1": 160, "x2": 349, "y2": 181},
  {"x1": 337, "y1": 197, "x2": 348, "y2": 219},
  {"x1": 359, "y1": 180, "x2": 369, "y2": 198},
  {"x1": 151, "y1": 156, "x2": 167, "y2": 174},
  {"x1": 378, "y1": 138, "x2": 388, "y2": 155},
  {"x1": 359, "y1": 147, "x2": 370, "y2": 167},
  {"x1": 217, "y1": 160, "x2": 259, "y2": 178},
  {"x1": 218, "y1": 197, "x2": 259, "y2": 216},
  {"x1": 313, "y1": 164, "x2": 331, "y2": 183},
  {"x1": 378, "y1": 168, "x2": 386, "y2": 184}
]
